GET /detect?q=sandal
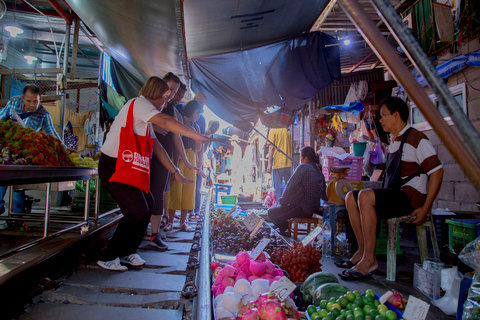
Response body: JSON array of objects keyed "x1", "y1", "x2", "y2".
[
  {"x1": 335, "y1": 259, "x2": 357, "y2": 269},
  {"x1": 159, "y1": 216, "x2": 169, "y2": 229},
  {"x1": 163, "y1": 222, "x2": 173, "y2": 232},
  {"x1": 180, "y1": 223, "x2": 194, "y2": 232},
  {"x1": 338, "y1": 269, "x2": 373, "y2": 281}
]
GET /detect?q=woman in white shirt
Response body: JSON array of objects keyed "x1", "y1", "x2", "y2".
[{"x1": 98, "y1": 76, "x2": 212, "y2": 271}]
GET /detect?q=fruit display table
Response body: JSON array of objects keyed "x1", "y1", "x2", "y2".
[{"x1": 0, "y1": 165, "x2": 100, "y2": 259}]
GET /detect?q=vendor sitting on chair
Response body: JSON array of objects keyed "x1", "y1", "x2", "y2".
[
  {"x1": 338, "y1": 97, "x2": 443, "y2": 281},
  {"x1": 268, "y1": 146, "x2": 328, "y2": 236}
]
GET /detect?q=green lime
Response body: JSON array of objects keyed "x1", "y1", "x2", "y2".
[
  {"x1": 330, "y1": 297, "x2": 337, "y2": 303},
  {"x1": 362, "y1": 297, "x2": 370, "y2": 305},
  {"x1": 337, "y1": 316, "x2": 347, "y2": 320},
  {"x1": 326, "y1": 302, "x2": 334, "y2": 311},
  {"x1": 346, "y1": 302, "x2": 353, "y2": 310},
  {"x1": 385, "y1": 310, "x2": 398, "y2": 320},
  {"x1": 320, "y1": 300, "x2": 328, "y2": 309},
  {"x1": 373, "y1": 300, "x2": 380, "y2": 308},
  {"x1": 339, "y1": 296, "x2": 349, "y2": 308},
  {"x1": 347, "y1": 316, "x2": 355, "y2": 320},
  {"x1": 354, "y1": 298, "x2": 365, "y2": 308},
  {"x1": 332, "y1": 303, "x2": 342, "y2": 312},
  {"x1": 369, "y1": 309, "x2": 380, "y2": 318},
  {"x1": 354, "y1": 308, "x2": 364, "y2": 317},
  {"x1": 307, "y1": 305, "x2": 317, "y2": 315},
  {"x1": 346, "y1": 310, "x2": 354, "y2": 316},
  {"x1": 353, "y1": 291, "x2": 362, "y2": 298},
  {"x1": 341, "y1": 309, "x2": 347, "y2": 315},
  {"x1": 311, "y1": 312, "x2": 321, "y2": 320},
  {"x1": 331, "y1": 308, "x2": 341, "y2": 317},
  {"x1": 321, "y1": 317, "x2": 329, "y2": 320},
  {"x1": 327, "y1": 312, "x2": 336, "y2": 320},
  {"x1": 377, "y1": 304, "x2": 388, "y2": 316},
  {"x1": 365, "y1": 289, "x2": 376, "y2": 299},
  {"x1": 355, "y1": 315, "x2": 365, "y2": 320},
  {"x1": 366, "y1": 296, "x2": 375, "y2": 303},
  {"x1": 375, "y1": 316, "x2": 386, "y2": 320},
  {"x1": 346, "y1": 291, "x2": 356, "y2": 302},
  {"x1": 363, "y1": 305, "x2": 373, "y2": 315},
  {"x1": 365, "y1": 316, "x2": 373, "y2": 320},
  {"x1": 318, "y1": 309, "x2": 328, "y2": 318}
]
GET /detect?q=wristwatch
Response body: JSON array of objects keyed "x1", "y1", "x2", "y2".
[{"x1": 171, "y1": 167, "x2": 180, "y2": 175}]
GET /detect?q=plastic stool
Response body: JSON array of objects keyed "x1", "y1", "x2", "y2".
[
  {"x1": 386, "y1": 211, "x2": 440, "y2": 281},
  {"x1": 287, "y1": 217, "x2": 323, "y2": 241},
  {"x1": 214, "y1": 184, "x2": 232, "y2": 204},
  {"x1": 323, "y1": 204, "x2": 346, "y2": 257}
]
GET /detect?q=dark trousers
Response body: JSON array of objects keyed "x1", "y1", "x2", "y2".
[
  {"x1": 98, "y1": 153, "x2": 154, "y2": 261},
  {"x1": 150, "y1": 155, "x2": 169, "y2": 216},
  {"x1": 267, "y1": 203, "x2": 310, "y2": 231}
]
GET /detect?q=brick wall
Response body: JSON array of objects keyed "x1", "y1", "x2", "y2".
[{"x1": 422, "y1": 38, "x2": 480, "y2": 212}]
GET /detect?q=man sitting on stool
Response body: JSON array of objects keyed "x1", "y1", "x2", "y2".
[{"x1": 338, "y1": 97, "x2": 443, "y2": 281}]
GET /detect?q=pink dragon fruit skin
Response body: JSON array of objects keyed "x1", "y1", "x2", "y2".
[
  {"x1": 239, "y1": 259, "x2": 252, "y2": 277},
  {"x1": 214, "y1": 272, "x2": 225, "y2": 286},
  {"x1": 274, "y1": 268, "x2": 284, "y2": 277},
  {"x1": 256, "y1": 252, "x2": 266, "y2": 262},
  {"x1": 241, "y1": 309, "x2": 260, "y2": 320},
  {"x1": 222, "y1": 277, "x2": 235, "y2": 288},
  {"x1": 222, "y1": 264, "x2": 237, "y2": 278},
  {"x1": 258, "y1": 300, "x2": 287, "y2": 320},
  {"x1": 265, "y1": 260, "x2": 276, "y2": 274},
  {"x1": 215, "y1": 285, "x2": 225, "y2": 296},
  {"x1": 248, "y1": 275, "x2": 260, "y2": 282},
  {"x1": 235, "y1": 271, "x2": 248, "y2": 282},
  {"x1": 388, "y1": 291, "x2": 404, "y2": 309},
  {"x1": 249, "y1": 260, "x2": 266, "y2": 276},
  {"x1": 236, "y1": 250, "x2": 250, "y2": 266}
]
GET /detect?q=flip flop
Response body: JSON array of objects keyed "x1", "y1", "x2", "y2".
[
  {"x1": 338, "y1": 269, "x2": 373, "y2": 281},
  {"x1": 335, "y1": 259, "x2": 356, "y2": 269}
]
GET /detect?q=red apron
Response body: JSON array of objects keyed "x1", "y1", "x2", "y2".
[{"x1": 109, "y1": 99, "x2": 155, "y2": 193}]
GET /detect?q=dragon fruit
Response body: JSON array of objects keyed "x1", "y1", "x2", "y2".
[
  {"x1": 215, "y1": 272, "x2": 225, "y2": 286},
  {"x1": 233, "y1": 279, "x2": 252, "y2": 296},
  {"x1": 236, "y1": 251, "x2": 250, "y2": 266},
  {"x1": 388, "y1": 290, "x2": 407, "y2": 311},
  {"x1": 265, "y1": 260, "x2": 276, "y2": 275},
  {"x1": 257, "y1": 298, "x2": 287, "y2": 320},
  {"x1": 235, "y1": 271, "x2": 248, "y2": 282},
  {"x1": 222, "y1": 265, "x2": 237, "y2": 278},
  {"x1": 241, "y1": 309, "x2": 260, "y2": 320},
  {"x1": 250, "y1": 260, "x2": 266, "y2": 276},
  {"x1": 222, "y1": 277, "x2": 235, "y2": 289},
  {"x1": 251, "y1": 279, "x2": 270, "y2": 298}
]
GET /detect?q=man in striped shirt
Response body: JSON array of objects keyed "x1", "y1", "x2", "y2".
[{"x1": 339, "y1": 97, "x2": 444, "y2": 280}]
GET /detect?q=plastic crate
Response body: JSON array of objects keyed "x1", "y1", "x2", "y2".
[
  {"x1": 376, "y1": 220, "x2": 402, "y2": 255},
  {"x1": 446, "y1": 219, "x2": 480, "y2": 250},
  {"x1": 322, "y1": 156, "x2": 363, "y2": 181},
  {"x1": 221, "y1": 195, "x2": 237, "y2": 204},
  {"x1": 413, "y1": 263, "x2": 441, "y2": 300}
]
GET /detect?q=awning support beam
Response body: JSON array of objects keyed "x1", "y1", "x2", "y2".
[{"x1": 337, "y1": 0, "x2": 480, "y2": 192}]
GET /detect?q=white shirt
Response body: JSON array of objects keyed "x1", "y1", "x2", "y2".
[{"x1": 101, "y1": 96, "x2": 160, "y2": 158}]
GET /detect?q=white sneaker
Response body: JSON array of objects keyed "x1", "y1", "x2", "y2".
[
  {"x1": 120, "y1": 253, "x2": 146, "y2": 266},
  {"x1": 97, "y1": 257, "x2": 128, "y2": 271}
]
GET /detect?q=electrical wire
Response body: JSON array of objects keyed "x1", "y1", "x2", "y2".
[{"x1": 21, "y1": 0, "x2": 60, "y2": 67}]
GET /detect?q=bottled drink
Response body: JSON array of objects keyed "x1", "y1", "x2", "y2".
[{"x1": 323, "y1": 218, "x2": 332, "y2": 257}]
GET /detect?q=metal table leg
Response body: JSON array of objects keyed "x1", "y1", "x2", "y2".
[
  {"x1": 94, "y1": 176, "x2": 100, "y2": 227},
  {"x1": 43, "y1": 182, "x2": 52, "y2": 237},
  {"x1": 84, "y1": 179, "x2": 91, "y2": 225}
]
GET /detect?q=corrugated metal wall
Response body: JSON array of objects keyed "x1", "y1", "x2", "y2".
[{"x1": 313, "y1": 68, "x2": 384, "y2": 109}]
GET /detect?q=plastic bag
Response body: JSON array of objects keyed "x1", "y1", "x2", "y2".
[
  {"x1": 369, "y1": 140, "x2": 384, "y2": 165},
  {"x1": 462, "y1": 273, "x2": 480, "y2": 320},
  {"x1": 459, "y1": 236, "x2": 480, "y2": 271},
  {"x1": 431, "y1": 266, "x2": 463, "y2": 315}
]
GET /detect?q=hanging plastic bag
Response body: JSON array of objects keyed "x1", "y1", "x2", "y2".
[
  {"x1": 461, "y1": 273, "x2": 480, "y2": 320},
  {"x1": 431, "y1": 266, "x2": 463, "y2": 316},
  {"x1": 369, "y1": 140, "x2": 384, "y2": 165},
  {"x1": 458, "y1": 236, "x2": 480, "y2": 271}
]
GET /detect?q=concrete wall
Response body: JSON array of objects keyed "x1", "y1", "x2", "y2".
[{"x1": 422, "y1": 38, "x2": 480, "y2": 212}]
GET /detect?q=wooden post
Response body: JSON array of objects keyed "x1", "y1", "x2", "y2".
[{"x1": 70, "y1": 19, "x2": 80, "y2": 80}]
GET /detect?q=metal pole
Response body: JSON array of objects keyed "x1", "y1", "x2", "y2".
[
  {"x1": 337, "y1": 0, "x2": 480, "y2": 192},
  {"x1": 301, "y1": 106, "x2": 305, "y2": 149},
  {"x1": 59, "y1": 23, "x2": 71, "y2": 140},
  {"x1": 195, "y1": 189, "x2": 212, "y2": 320},
  {"x1": 84, "y1": 179, "x2": 91, "y2": 226},
  {"x1": 370, "y1": 0, "x2": 480, "y2": 164},
  {"x1": 43, "y1": 182, "x2": 52, "y2": 237}
]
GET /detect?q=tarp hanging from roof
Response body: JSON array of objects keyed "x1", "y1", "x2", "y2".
[{"x1": 189, "y1": 32, "x2": 341, "y2": 131}]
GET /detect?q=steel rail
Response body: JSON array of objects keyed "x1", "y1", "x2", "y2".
[{"x1": 337, "y1": 0, "x2": 480, "y2": 192}]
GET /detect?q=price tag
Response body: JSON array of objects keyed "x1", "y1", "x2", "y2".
[
  {"x1": 242, "y1": 213, "x2": 262, "y2": 232},
  {"x1": 301, "y1": 226, "x2": 323, "y2": 246},
  {"x1": 251, "y1": 238, "x2": 271, "y2": 260},
  {"x1": 269, "y1": 276, "x2": 296, "y2": 301},
  {"x1": 379, "y1": 290, "x2": 394, "y2": 305},
  {"x1": 249, "y1": 221, "x2": 263, "y2": 240},
  {"x1": 226, "y1": 205, "x2": 237, "y2": 217},
  {"x1": 402, "y1": 295, "x2": 430, "y2": 320}
]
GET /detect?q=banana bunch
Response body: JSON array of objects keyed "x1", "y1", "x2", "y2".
[{"x1": 70, "y1": 153, "x2": 99, "y2": 167}]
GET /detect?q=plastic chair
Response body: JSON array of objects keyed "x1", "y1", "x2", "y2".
[
  {"x1": 214, "y1": 184, "x2": 232, "y2": 204},
  {"x1": 386, "y1": 211, "x2": 440, "y2": 281}
]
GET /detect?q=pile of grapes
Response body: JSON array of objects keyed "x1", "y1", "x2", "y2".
[
  {"x1": 270, "y1": 242, "x2": 322, "y2": 282},
  {"x1": 211, "y1": 215, "x2": 287, "y2": 255}
]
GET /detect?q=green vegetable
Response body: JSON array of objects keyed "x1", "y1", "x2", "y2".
[
  {"x1": 301, "y1": 272, "x2": 339, "y2": 304},
  {"x1": 313, "y1": 283, "x2": 350, "y2": 305}
]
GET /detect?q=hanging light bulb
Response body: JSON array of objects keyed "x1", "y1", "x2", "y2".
[
  {"x1": 24, "y1": 55, "x2": 37, "y2": 64},
  {"x1": 4, "y1": 25, "x2": 23, "y2": 37}
]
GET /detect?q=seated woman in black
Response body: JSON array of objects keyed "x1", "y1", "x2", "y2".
[{"x1": 268, "y1": 146, "x2": 328, "y2": 236}]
